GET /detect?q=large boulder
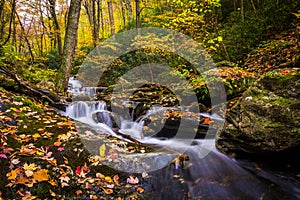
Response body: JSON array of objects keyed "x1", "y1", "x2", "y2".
[{"x1": 217, "y1": 68, "x2": 300, "y2": 154}]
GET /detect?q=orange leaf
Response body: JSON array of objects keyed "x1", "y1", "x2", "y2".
[
  {"x1": 101, "y1": 187, "x2": 113, "y2": 194},
  {"x1": 113, "y1": 175, "x2": 121, "y2": 186},
  {"x1": 136, "y1": 187, "x2": 144, "y2": 193},
  {"x1": 75, "y1": 190, "x2": 82, "y2": 196},
  {"x1": 33, "y1": 169, "x2": 49, "y2": 182},
  {"x1": 49, "y1": 179, "x2": 57, "y2": 186},
  {"x1": 202, "y1": 118, "x2": 211, "y2": 125},
  {"x1": 7, "y1": 169, "x2": 19, "y2": 180},
  {"x1": 54, "y1": 141, "x2": 62, "y2": 146}
]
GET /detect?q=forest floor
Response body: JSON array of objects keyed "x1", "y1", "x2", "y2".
[{"x1": 0, "y1": 87, "x2": 147, "y2": 199}]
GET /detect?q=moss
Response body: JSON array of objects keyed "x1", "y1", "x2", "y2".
[
  {"x1": 90, "y1": 164, "x2": 117, "y2": 177},
  {"x1": 62, "y1": 138, "x2": 91, "y2": 168},
  {"x1": 31, "y1": 183, "x2": 52, "y2": 198},
  {"x1": 2, "y1": 78, "x2": 16, "y2": 87}
]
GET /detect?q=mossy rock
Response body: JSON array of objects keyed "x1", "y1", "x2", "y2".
[{"x1": 217, "y1": 68, "x2": 300, "y2": 154}]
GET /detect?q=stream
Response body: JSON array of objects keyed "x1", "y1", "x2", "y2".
[{"x1": 65, "y1": 78, "x2": 300, "y2": 199}]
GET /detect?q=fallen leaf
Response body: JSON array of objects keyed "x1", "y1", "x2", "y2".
[
  {"x1": 142, "y1": 172, "x2": 149, "y2": 178},
  {"x1": 75, "y1": 190, "x2": 82, "y2": 196},
  {"x1": 61, "y1": 182, "x2": 69, "y2": 187},
  {"x1": 59, "y1": 176, "x2": 70, "y2": 183},
  {"x1": 76, "y1": 166, "x2": 81, "y2": 175},
  {"x1": 33, "y1": 169, "x2": 49, "y2": 182},
  {"x1": 11, "y1": 158, "x2": 20, "y2": 165},
  {"x1": 24, "y1": 170, "x2": 34, "y2": 177},
  {"x1": 0, "y1": 154, "x2": 7, "y2": 159},
  {"x1": 96, "y1": 173, "x2": 105, "y2": 179},
  {"x1": 7, "y1": 168, "x2": 19, "y2": 180},
  {"x1": 173, "y1": 174, "x2": 180, "y2": 179},
  {"x1": 113, "y1": 175, "x2": 121, "y2": 186},
  {"x1": 136, "y1": 187, "x2": 144, "y2": 193},
  {"x1": 23, "y1": 163, "x2": 37, "y2": 171},
  {"x1": 99, "y1": 144, "x2": 106, "y2": 158},
  {"x1": 49, "y1": 179, "x2": 57, "y2": 186},
  {"x1": 202, "y1": 118, "x2": 211, "y2": 125},
  {"x1": 54, "y1": 141, "x2": 62, "y2": 146},
  {"x1": 101, "y1": 187, "x2": 113, "y2": 194},
  {"x1": 32, "y1": 133, "x2": 41, "y2": 139},
  {"x1": 127, "y1": 176, "x2": 139, "y2": 184},
  {"x1": 105, "y1": 176, "x2": 113, "y2": 183},
  {"x1": 49, "y1": 190, "x2": 56, "y2": 197},
  {"x1": 57, "y1": 147, "x2": 65, "y2": 152}
]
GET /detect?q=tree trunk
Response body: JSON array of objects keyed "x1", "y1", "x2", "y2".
[
  {"x1": 125, "y1": 0, "x2": 133, "y2": 27},
  {"x1": 99, "y1": 0, "x2": 104, "y2": 38},
  {"x1": 0, "y1": 0, "x2": 5, "y2": 41},
  {"x1": 56, "y1": 0, "x2": 82, "y2": 92},
  {"x1": 16, "y1": 13, "x2": 34, "y2": 62},
  {"x1": 84, "y1": 0, "x2": 100, "y2": 47},
  {"x1": 241, "y1": 0, "x2": 244, "y2": 23},
  {"x1": 135, "y1": 0, "x2": 141, "y2": 28},
  {"x1": 120, "y1": 0, "x2": 126, "y2": 28},
  {"x1": 107, "y1": 0, "x2": 115, "y2": 36},
  {"x1": 2, "y1": 0, "x2": 15, "y2": 46},
  {"x1": 48, "y1": 0, "x2": 63, "y2": 57}
]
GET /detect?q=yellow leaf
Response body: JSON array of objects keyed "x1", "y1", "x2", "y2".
[
  {"x1": 33, "y1": 169, "x2": 49, "y2": 182},
  {"x1": 99, "y1": 144, "x2": 106, "y2": 158},
  {"x1": 32, "y1": 133, "x2": 41, "y2": 139},
  {"x1": 22, "y1": 195, "x2": 37, "y2": 200},
  {"x1": 96, "y1": 173, "x2": 105, "y2": 179},
  {"x1": 23, "y1": 163, "x2": 37, "y2": 171},
  {"x1": 35, "y1": 151, "x2": 44, "y2": 156},
  {"x1": 105, "y1": 176, "x2": 113, "y2": 183}
]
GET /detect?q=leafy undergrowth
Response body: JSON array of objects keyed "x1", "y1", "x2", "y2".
[
  {"x1": 242, "y1": 29, "x2": 300, "y2": 74},
  {"x1": 0, "y1": 87, "x2": 145, "y2": 200}
]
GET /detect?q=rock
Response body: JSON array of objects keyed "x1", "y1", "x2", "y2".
[{"x1": 217, "y1": 68, "x2": 300, "y2": 154}]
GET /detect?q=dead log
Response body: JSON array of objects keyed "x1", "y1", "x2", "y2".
[{"x1": 0, "y1": 66, "x2": 67, "y2": 111}]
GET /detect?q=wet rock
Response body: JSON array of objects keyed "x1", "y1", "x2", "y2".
[
  {"x1": 92, "y1": 110, "x2": 119, "y2": 128},
  {"x1": 217, "y1": 68, "x2": 300, "y2": 154}
]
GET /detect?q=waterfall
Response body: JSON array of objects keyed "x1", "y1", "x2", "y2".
[
  {"x1": 119, "y1": 119, "x2": 145, "y2": 139},
  {"x1": 65, "y1": 101, "x2": 113, "y2": 128}
]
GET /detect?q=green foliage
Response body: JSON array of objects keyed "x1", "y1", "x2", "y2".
[
  {"x1": 46, "y1": 49, "x2": 61, "y2": 70},
  {"x1": 216, "y1": 0, "x2": 300, "y2": 62},
  {"x1": 0, "y1": 43, "x2": 22, "y2": 66},
  {"x1": 20, "y1": 65, "x2": 57, "y2": 91}
]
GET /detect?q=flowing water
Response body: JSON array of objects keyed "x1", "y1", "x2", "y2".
[{"x1": 65, "y1": 81, "x2": 300, "y2": 199}]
